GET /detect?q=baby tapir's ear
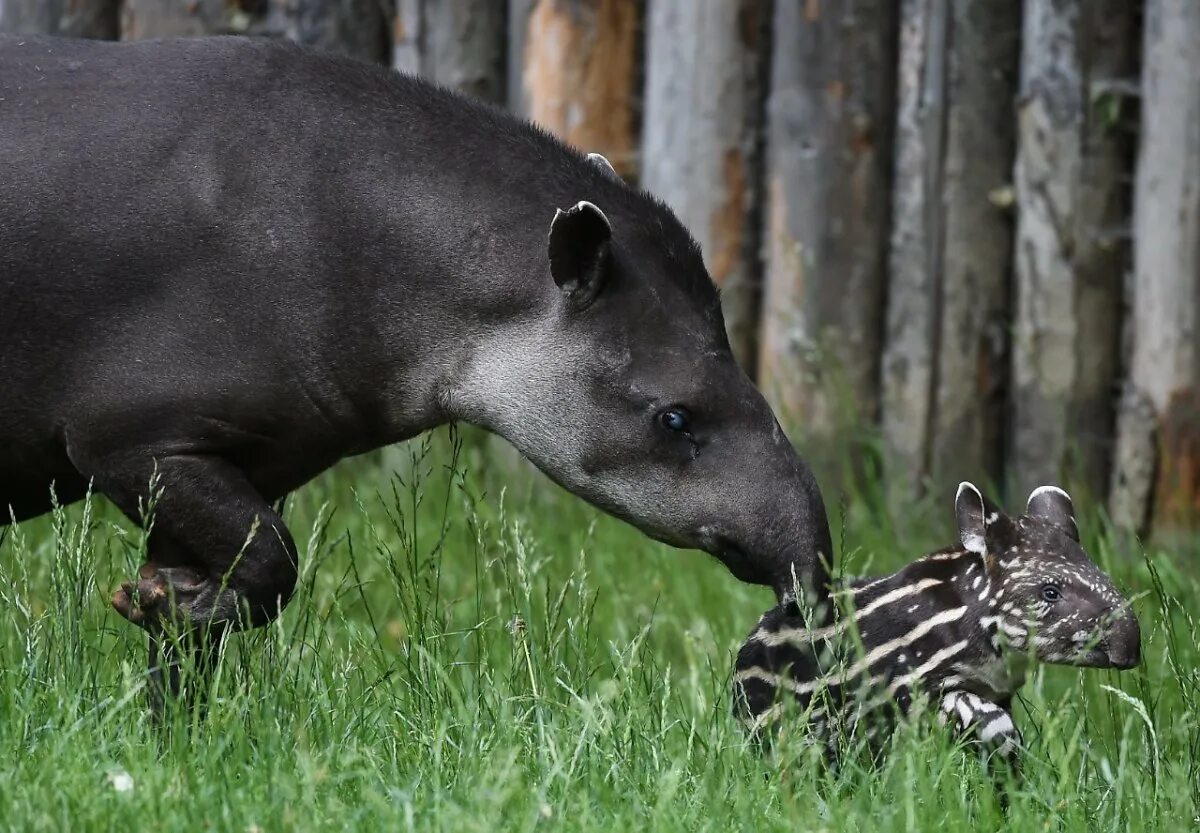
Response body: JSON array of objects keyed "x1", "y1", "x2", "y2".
[
  {"x1": 1026, "y1": 485, "x2": 1078, "y2": 540},
  {"x1": 955, "y1": 481, "x2": 1012, "y2": 556},
  {"x1": 548, "y1": 200, "x2": 611, "y2": 309},
  {"x1": 955, "y1": 482, "x2": 989, "y2": 554}
]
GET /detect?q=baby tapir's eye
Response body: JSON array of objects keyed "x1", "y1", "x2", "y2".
[
  {"x1": 1041, "y1": 584, "x2": 1062, "y2": 602},
  {"x1": 659, "y1": 408, "x2": 691, "y2": 433}
]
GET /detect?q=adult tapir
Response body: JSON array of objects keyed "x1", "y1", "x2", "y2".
[{"x1": 0, "y1": 36, "x2": 832, "y2": 691}]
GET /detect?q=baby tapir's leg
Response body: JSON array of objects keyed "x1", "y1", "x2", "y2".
[
  {"x1": 938, "y1": 690, "x2": 1023, "y2": 767},
  {"x1": 68, "y1": 446, "x2": 299, "y2": 708}
]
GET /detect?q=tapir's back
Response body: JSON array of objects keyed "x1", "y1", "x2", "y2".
[
  {"x1": 0, "y1": 35, "x2": 633, "y2": 381},
  {"x1": 0, "y1": 35, "x2": 495, "y2": 309},
  {"x1": 0, "y1": 38, "x2": 372, "y2": 466},
  {"x1": 2, "y1": 38, "x2": 581, "y2": 438}
]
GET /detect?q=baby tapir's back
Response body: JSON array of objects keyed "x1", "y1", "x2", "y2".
[{"x1": 734, "y1": 563, "x2": 980, "y2": 734}]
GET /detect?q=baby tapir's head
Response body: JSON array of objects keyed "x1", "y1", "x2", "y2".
[{"x1": 956, "y1": 482, "x2": 1141, "y2": 670}]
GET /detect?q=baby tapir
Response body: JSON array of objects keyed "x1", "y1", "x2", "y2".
[{"x1": 734, "y1": 483, "x2": 1141, "y2": 768}]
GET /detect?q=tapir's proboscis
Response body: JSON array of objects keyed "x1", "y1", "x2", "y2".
[{"x1": 0, "y1": 36, "x2": 832, "y2": 703}]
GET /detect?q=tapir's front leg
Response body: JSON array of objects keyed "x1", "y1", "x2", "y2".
[
  {"x1": 938, "y1": 690, "x2": 1023, "y2": 774},
  {"x1": 68, "y1": 446, "x2": 299, "y2": 707}
]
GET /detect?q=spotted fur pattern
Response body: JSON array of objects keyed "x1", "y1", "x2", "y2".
[{"x1": 734, "y1": 483, "x2": 1140, "y2": 769}]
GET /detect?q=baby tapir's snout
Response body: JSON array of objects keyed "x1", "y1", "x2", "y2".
[{"x1": 1102, "y1": 610, "x2": 1141, "y2": 670}]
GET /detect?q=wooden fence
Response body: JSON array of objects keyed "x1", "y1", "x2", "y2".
[{"x1": 2, "y1": 0, "x2": 1196, "y2": 536}]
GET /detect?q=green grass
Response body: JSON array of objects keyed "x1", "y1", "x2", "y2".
[{"x1": 1, "y1": 428, "x2": 1197, "y2": 832}]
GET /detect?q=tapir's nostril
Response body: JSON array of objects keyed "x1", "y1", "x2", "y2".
[{"x1": 1107, "y1": 612, "x2": 1142, "y2": 670}]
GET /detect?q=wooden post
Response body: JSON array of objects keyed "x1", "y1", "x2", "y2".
[
  {"x1": 758, "y1": 0, "x2": 897, "y2": 441},
  {"x1": 121, "y1": 0, "x2": 232, "y2": 38},
  {"x1": 508, "y1": 0, "x2": 641, "y2": 178},
  {"x1": 640, "y1": 0, "x2": 770, "y2": 372},
  {"x1": 270, "y1": 0, "x2": 391, "y2": 64},
  {"x1": 1009, "y1": 0, "x2": 1136, "y2": 501},
  {"x1": 1110, "y1": 0, "x2": 1200, "y2": 534},
  {"x1": 881, "y1": 0, "x2": 1020, "y2": 492},
  {"x1": 0, "y1": 0, "x2": 119, "y2": 38},
  {"x1": 394, "y1": 0, "x2": 506, "y2": 104}
]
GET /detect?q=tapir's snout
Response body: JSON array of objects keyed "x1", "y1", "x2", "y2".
[
  {"x1": 1104, "y1": 611, "x2": 1142, "y2": 670},
  {"x1": 702, "y1": 414, "x2": 834, "y2": 604}
]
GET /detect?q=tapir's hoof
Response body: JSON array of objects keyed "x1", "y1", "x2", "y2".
[{"x1": 112, "y1": 563, "x2": 207, "y2": 628}]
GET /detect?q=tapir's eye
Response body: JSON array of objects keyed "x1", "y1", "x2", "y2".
[
  {"x1": 1041, "y1": 584, "x2": 1062, "y2": 602},
  {"x1": 659, "y1": 408, "x2": 691, "y2": 433}
]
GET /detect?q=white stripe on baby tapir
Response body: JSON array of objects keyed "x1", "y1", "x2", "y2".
[
  {"x1": 738, "y1": 606, "x2": 969, "y2": 695},
  {"x1": 887, "y1": 639, "x2": 971, "y2": 695},
  {"x1": 939, "y1": 674, "x2": 964, "y2": 690},
  {"x1": 924, "y1": 548, "x2": 974, "y2": 563},
  {"x1": 939, "y1": 691, "x2": 1013, "y2": 742},
  {"x1": 850, "y1": 573, "x2": 894, "y2": 593},
  {"x1": 852, "y1": 639, "x2": 975, "y2": 718},
  {"x1": 752, "y1": 578, "x2": 945, "y2": 647},
  {"x1": 980, "y1": 712, "x2": 1017, "y2": 743},
  {"x1": 745, "y1": 702, "x2": 782, "y2": 733}
]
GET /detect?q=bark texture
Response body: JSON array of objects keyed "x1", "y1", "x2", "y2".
[
  {"x1": 1110, "y1": 0, "x2": 1200, "y2": 533},
  {"x1": 394, "y1": 0, "x2": 506, "y2": 102},
  {"x1": 881, "y1": 0, "x2": 1021, "y2": 492},
  {"x1": 758, "y1": 0, "x2": 897, "y2": 438},
  {"x1": 1009, "y1": 0, "x2": 1136, "y2": 501},
  {"x1": 121, "y1": 0, "x2": 233, "y2": 38},
  {"x1": 267, "y1": 0, "x2": 390, "y2": 63},
  {"x1": 640, "y1": 0, "x2": 770, "y2": 371},
  {"x1": 0, "y1": 0, "x2": 119, "y2": 38},
  {"x1": 508, "y1": 0, "x2": 641, "y2": 177}
]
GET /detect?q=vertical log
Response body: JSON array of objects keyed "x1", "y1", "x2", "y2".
[
  {"x1": 758, "y1": 0, "x2": 897, "y2": 440},
  {"x1": 640, "y1": 0, "x2": 770, "y2": 371},
  {"x1": 393, "y1": 0, "x2": 422, "y2": 74},
  {"x1": 269, "y1": 0, "x2": 391, "y2": 64},
  {"x1": 881, "y1": 0, "x2": 1020, "y2": 492},
  {"x1": 390, "y1": 0, "x2": 507, "y2": 479},
  {"x1": 1110, "y1": 0, "x2": 1200, "y2": 534},
  {"x1": 0, "y1": 0, "x2": 119, "y2": 38},
  {"x1": 121, "y1": 0, "x2": 232, "y2": 38},
  {"x1": 881, "y1": 0, "x2": 943, "y2": 493},
  {"x1": 1009, "y1": 0, "x2": 1136, "y2": 501},
  {"x1": 393, "y1": 0, "x2": 506, "y2": 104},
  {"x1": 509, "y1": 0, "x2": 641, "y2": 177},
  {"x1": 420, "y1": 0, "x2": 506, "y2": 102}
]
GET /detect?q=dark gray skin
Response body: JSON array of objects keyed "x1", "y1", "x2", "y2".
[{"x1": 0, "y1": 37, "x2": 832, "y2": 663}]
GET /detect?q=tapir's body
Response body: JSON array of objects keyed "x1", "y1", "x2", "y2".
[
  {"x1": 2, "y1": 35, "x2": 566, "y2": 511},
  {"x1": 0, "y1": 34, "x2": 832, "y2": 681},
  {"x1": 0, "y1": 35, "x2": 645, "y2": 509}
]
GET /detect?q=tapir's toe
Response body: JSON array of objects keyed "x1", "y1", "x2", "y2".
[
  {"x1": 112, "y1": 563, "x2": 215, "y2": 629},
  {"x1": 110, "y1": 585, "x2": 135, "y2": 621},
  {"x1": 111, "y1": 565, "x2": 171, "y2": 627}
]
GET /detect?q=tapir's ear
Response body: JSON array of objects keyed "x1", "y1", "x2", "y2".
[
  {"x1": 955, "y1": 482, "x2": 989, "y2": 554},
  {"x1": 1026, "y1": 485, "x2": 1078, "y2": 540},
  {"x1": 548, "y1": 200, "x2": 611, "y2": 308},
  {"x1": 587, "y1": 152, "x2": 622, "y2": 181},
  {"x1": 954, "y1": 481, "x2": 1014, "y2": 557}
]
